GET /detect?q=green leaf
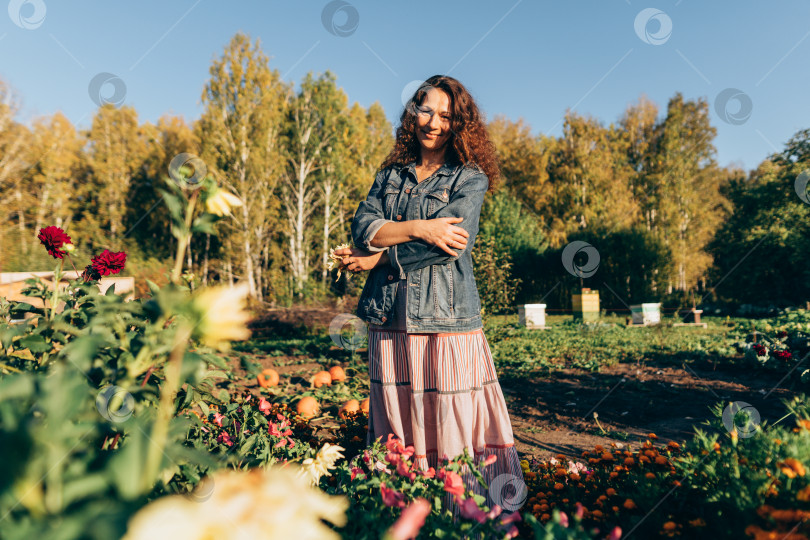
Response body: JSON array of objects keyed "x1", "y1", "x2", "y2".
[
  {"x1": 146, "y1": 279, "x2": 161, "y2": 295},
  {"x1": 19, "y1": 334, "x2": 52, "y2": 354},
  {"x1": 191, "y1": 212, "x2": 220, "y2": 235}
]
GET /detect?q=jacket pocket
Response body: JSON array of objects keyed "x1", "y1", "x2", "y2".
[
  {"x1": 425, "y1": 185, "x2": 450, "y2": 217},
  {"x1": 382, "y1": 181, "x2": 403, "y2": 218}
]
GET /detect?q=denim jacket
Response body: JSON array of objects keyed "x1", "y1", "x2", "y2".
[{"x1": 350, "y1": 160, "x2": 489, "y2": 333}]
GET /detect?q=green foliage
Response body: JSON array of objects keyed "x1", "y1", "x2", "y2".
[{"x1": 473, "y1": 234, "x2": 521, "y2": 317}]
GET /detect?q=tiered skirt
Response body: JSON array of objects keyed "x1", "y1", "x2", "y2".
[{"x1": 365, "y1": 324, "x2": 527, "y2": 521}]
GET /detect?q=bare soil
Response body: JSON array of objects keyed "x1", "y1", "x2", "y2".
[{"x1": 236, "y1": 304, "x2": 797, "y2": 462}]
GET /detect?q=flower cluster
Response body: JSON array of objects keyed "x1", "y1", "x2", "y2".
[
  {"x1": 522, "y1": 437, "x2": 680, "y2": 536},
  {"x1": 340, "y1": 434, "x2": 521, "y2": 539},
  {"x1": 37, "y1": 225, "x2": 127, "y2": 282}
]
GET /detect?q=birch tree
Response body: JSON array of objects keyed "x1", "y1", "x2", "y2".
[
  {"x1": 196, "y1": 32, "x2": 290, "y2": 300},
  {"x1": 84, "y1": 103, "x2": 146, "y2": 246},
  {"x1": 280, "y1": 71, "x2": 345, "y2": 296}
]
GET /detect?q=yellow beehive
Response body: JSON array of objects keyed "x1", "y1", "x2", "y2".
[{"x1": 572, "y1": 288, "x2": 600, "y2": 321}]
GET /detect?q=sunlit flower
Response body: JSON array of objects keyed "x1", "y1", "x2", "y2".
[
  {"x1": 205, "y1": 186, "x2": 243, "y2": 217},
  {"x1": 122, "y1": 465, "x2": 347, "y2": 540},
  {"x1": 386, "y1": 498, "x2": 430, "y2": 540},
  {"x1": 258, "y1": 397, "x2": 272, "y2": 415},
  {"x1": 192, "y1": 283, "x2": 252, "y2": 351},
  {"x1": 37, "y1": 226, "x2": 72, "y2": 259},
  {"x1": 443, "y1": 471, "x2": 465, "y2": 497},
  {"x1": 300, "y1": 443, "x2": 345, "y2": 486}
]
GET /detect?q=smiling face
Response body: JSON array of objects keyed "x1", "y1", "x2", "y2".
[{"x1": 414, "y1": 87, "x2": 453, "y2": 155}]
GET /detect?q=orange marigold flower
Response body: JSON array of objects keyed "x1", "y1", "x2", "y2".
[
  {"x1": 532, "y1": 504, "x2": 542, "y2": 513},
  {"x1": 601, "y1": 452, "x2": 614, "y2": 461},
  {"x1": 540, "y1": 513, "x2": 551, "y2": 521},
  {"x1": 624, "y1": 457, "x2": 635, "y2": 466},
  {"x1": 569, "y1": 473, "x2": 581, "y2": 482},
  {"x1": 623, "y1": 499, "x2": 637, "y2": 510},
  {"x1": 539, "y1": 504, "x2": 549, "y2": 512},
  {"x1": 797, "y1": 485, "x2": 810, "y2": 502},
  {"x1": 554, "y1": 468, "x2": 567, "y2": 477},
  {"x1": 779, "y1": 458, "x2": 806, "y2": 478},
  {"x1": 712, "y1": 442, "x2": 721, "y2": 451},
  {"x1": 609, "y1": 472, "x2": 619, "y2": 479},
  {"x1": 594, "y1": 445, "x2": 604, "y2": 452},
  {"x1": 688, "y1": 518, "x2": 706, "y2": 527},
  {"x1": 798, "y1": 419, "x2": 810, "y2": 430},
  {"x1": 663, "y1": 521, "x2": 676, "y2": 531},
  {"x1": 554, "y1": 482, "x2": 564, "y2": 490},
  {"x1": 606, "y1": 488, "x2": 617, "y2": 496},
  {"x1": 645, "y1": 472, "x2": 656, "y2": 479},
  {"x1": 648, "y1": 433, "x2": 658, "y2": 439},
  {"x1": 655, "y1": 456, "x2": 668, "y2": 465},
  {"x1": 667, "y1": 441, "x2": 681, "y2": 449},
  {"x1": 612, "y1": 506, "x2": 619, "y2": 513},
  {"x1": 640, "y1": 455, "x2": 651, "y2": 463},
  {"x1": 592, "y1": 510, "x2": 604, "y2": 519}
]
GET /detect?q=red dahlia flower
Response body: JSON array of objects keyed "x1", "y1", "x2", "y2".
[
  {"x1": 89, "y1": 249, "x2": 126, "y2": 277},
  {"x1": 37, "y1": 226, "x2": 72, "y2": 259}
]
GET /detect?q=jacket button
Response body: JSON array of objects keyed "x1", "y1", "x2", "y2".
[
  {"x1": 396, "y1": 214, "x2": 402, "y2": 220},
  {"x1": 405, "y1": 188, "x2": 411, "y2": 193},
  {"x1": 387, "y1": 275, "x2": 393, "y2": 280},
  {"x1": 381, "y1": 316, "x2": 387, "y2": 322}
]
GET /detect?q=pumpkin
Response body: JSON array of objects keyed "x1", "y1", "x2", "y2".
[
  {"x1": 328, "y1": 365, "x2": 346, "y2": 382},
  {"x1": 338, "y1": 399, "x2": 359, "y2": 419},
  {"x1": 257, "y1": 368, "x2": 279, "y2": 388},
  {"x1": 296, "y1": 396, "x2": 319, "y2": 419},
  {"x1": 360, "y1": 397, "x2": 370, "y2": 413},
  {"x1": 312, "y1": 370, "x2": 332, "y2": 388}
]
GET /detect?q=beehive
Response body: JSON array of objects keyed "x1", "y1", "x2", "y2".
[{"x1": 572, "y1": 288, "x2": 600, "y2": 322}]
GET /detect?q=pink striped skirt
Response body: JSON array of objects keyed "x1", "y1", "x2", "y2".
[{"x1": 365, "y1": 325, "x2": 527, "y2": 520}]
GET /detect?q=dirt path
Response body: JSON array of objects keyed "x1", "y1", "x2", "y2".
[{"x1": 503, "y1": 359, "x2": 796, "y2": 461}]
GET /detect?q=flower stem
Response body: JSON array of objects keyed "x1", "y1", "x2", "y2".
[
  {"x1": 143, "y1": 323, "x2": 192, "y2": 489},
  {"x1": 171, "y1": 191, "x2": 198, "y2": 284}
]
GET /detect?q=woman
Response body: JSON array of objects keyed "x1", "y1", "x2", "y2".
[{"x1": 334, "y1": 75, "x2": 526, "y2": 519}]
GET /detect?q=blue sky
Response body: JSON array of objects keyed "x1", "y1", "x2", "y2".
[{"x1": 1, "y1": 1, "x2": 808, "y2": 172}]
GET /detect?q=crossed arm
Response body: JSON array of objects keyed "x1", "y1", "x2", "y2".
[{"x1": 341, "y1": 169, "x2": 489, "y2": 275}]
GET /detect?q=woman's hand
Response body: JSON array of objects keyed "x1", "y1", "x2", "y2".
[
  {"x1": 333, "y1": 246, "x2": 386, "y2": 273},
  {"x1": 415, "y1": 217, "x2": 469, "y2": 257}
]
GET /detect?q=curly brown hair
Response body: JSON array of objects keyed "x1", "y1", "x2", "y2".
[{"x1": 378, "y1": 75, "x2": 500, "y2": 193}]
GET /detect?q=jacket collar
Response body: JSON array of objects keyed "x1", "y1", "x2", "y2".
[{"x1": 399, "y1": 160, "x2": 462, "y2": 180}]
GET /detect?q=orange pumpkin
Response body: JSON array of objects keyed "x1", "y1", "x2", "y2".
[
  {"x1": 296, "y1": 396, "x2": 319, "y2": 419},
  {"x1": 360, "y1": 397, "x2": 370, "y2": 413},
  {"x1": 338, "y1": 399, "x2": 359, "y2": 419},
  {"x1": 312, "y1": 370, "x2": 332, "y2": 388},
  {"x1": 329, "y1": 365, "x2": 347, "y2": 382},
  {"x1": 257, "y1": 368, "x2": 279, "y2": 388}
]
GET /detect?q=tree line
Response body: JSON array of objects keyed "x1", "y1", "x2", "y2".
[{"x1": 0, "y1": 32, "x2": 807, "y2": 311}]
